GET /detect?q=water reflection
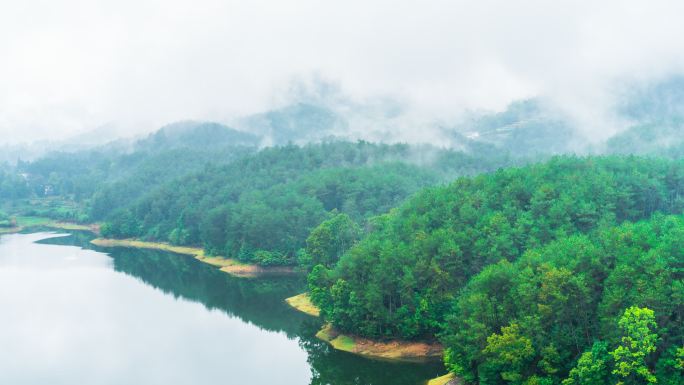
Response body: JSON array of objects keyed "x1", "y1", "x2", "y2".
[{"x1": 6, "y1": 231, "x2": 445, "y2": 385}]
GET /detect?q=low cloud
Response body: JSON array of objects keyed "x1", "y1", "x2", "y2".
[{"x1": 1, "y1": 0, "x2": 684, "y2": 144}]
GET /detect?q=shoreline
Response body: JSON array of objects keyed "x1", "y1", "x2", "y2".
[
  {"x1": 90, "y1": 238, "x2": 296, "y2": 278},
  {"x1": 426, "y1": 373, "x2": 459, "y2": 385},
  {"x1": 285, "y1": 293, "x2": 320, "y2": 317},
  {"x1": 0, "y1": 216, "x2": 99, "y2": 235},
  {"x1": 50, "y1": 222, "x2": 99, "y2": 232},
  {"x1": 284, "y1": 292, "x2": 444, "y2": 362},
  {"x1": 0, "y1": 226, "x2": 22, "y2": 234},
  {"x1": 315, "y1": 324, "x2": 444, "y2": 362}
]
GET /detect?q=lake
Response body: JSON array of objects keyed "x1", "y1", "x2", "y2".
[{"x1": 0, "y1": 231, "x2": 444, "y2": 385}]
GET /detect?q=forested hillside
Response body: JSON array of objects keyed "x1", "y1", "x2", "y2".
[
  {"x1": 4, "y1": 120, "x2": 522, "y2": 267},
  {"x1": 18, "y1": 122, "x2": 257, "y2": 201},
  {"x1": 133, "y1": 121, "x2": 260, "y2": 151},
  {"x1": 309, "y1": 156, "x2": 683, "y2": 338},
  {"x1": 306, "y1": 156, "x2": 683, "y2": 382},
  {"x1": 449, "y1": 99, "x2": 586, "y2": 157},
  {"x1": 606, "y1": 124, "x2": 684, "y2": 158},
  {"x1": 99, "y1": 141, "x2": 515, "y2": 266},
  {"x1": 605, "y1": 76, "x2": 684, "y2": 158},
  {"x1": 5, "y1": 4, "x2": 684, "y2": 385},
  {"x1": 6, "y1": 123, "x2": 257, "y2": 221}
]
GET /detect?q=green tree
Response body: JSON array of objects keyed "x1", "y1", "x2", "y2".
[
  {"x1": 302, "y1": 212, "x2": 360, "y2": 270},
  {"x1": 562, "y1": 341, "x2": 612, "y2": 385},
  {"x1": 654, "y1": 346, "x2": 684, "y2": 385},
  {"x1": 308, "y1": 264, "x2": 332, "y2": 316},
  {"x1": 610, "y1": 306, "x2": 658, "y2": 384},
  {"x1": 482, "y1": 322, "x2": 535, "y2": 385}
]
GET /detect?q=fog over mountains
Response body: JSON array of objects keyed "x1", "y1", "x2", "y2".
[
  {"x1": 3, "y1": 1, "x2": 684, "y2": 147},
  {"x1": 3, "y1": 74, "x2": 684, "y2": 164}
]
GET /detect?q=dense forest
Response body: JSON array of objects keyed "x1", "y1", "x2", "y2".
[
  {"x1": 306, "y1": 156, "x2": 684, "y2": 384},
  {"x1": 1, "y1": 85, "x2": 683, "y2": 384},
  {"x1": 17, "y1": 122, "x2": 258, "y2": 203},
  {"x1": 308, "y1": 157, "x2": 684, "y2": 337},
  {"x1": 3, "y1": 122, "x2": 521, "y2": 266},
  {"x1": 442, "y1": 214, "x2": 683, "y2": 385},
  {"x1": 97, "y1": 141, "x2": 515, "y2": 266}
]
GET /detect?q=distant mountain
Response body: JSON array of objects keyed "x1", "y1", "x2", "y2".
[
  {"x1": 618, "y1": 75, "x2": 684, "y2": 123},
  {"x1": 606, "y1": 124, "x2": 684, "y2": 157},
  {"x1": 607, "y1": 75, "x2": 684, "y2": 157},
  {"x1": 135, "y1": 121, "x2": 260, "y2": 151},
  {"x1": 448, "y1": 99, "x2": 587, "y2": 157},
  {"x1": 237, "y1": 103, "x2": 346, "y2": 145}
]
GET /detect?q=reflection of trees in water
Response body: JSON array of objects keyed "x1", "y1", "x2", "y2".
[
  {"x1": 111, "y1": 249, "x2": 313, "y2": 336},
  {"x1": 41, "y1": 231, "x2": 311, "y2": 337},
  {"x1": 43, "y1": 231, "x2": 445, "y2": 385}
]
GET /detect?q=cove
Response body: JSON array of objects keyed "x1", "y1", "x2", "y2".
[{"x1": 0, "y1": 231, "x2": 444, "y2": 385}]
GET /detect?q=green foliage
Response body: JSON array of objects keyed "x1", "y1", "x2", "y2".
[
  {"x1": 610, "y1": 306, "x2": 659, "y2": 384},
  {"x1": 654, "y1": 346, "x2": 684, "y2": 385},
  {"x1": 5, "y1": 118, "x2": 683, "y2": 385},
  {"x1": 17, "y1": 123, "x2": 257, "y2": 204},
  {"x1": 308, "y1": 264, "x2": 333, "y2": 317},
  {"x1": 441, "y1": 215, "x2": 683, "y2": 384},
  {"x1": 301, "y1": 212, "x2": 361, "y2": 271},
  {"x1": 100, "y1": 209, "x2": 140, "y2": 238},
  {"x1": 99, "y1": 141, "x2": 507, "y2": 266},
  {"x1": 313, "y1": 156, "x2": 684, "y2": 340},
  {"x1": 481, "y1": 322, "x2": 535, "y2": 385},
  {"x1": 562, "y1": 342, "x2": 612, "y2": 385}
]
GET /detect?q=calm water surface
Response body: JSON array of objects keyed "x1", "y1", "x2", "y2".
[{"x1": 0, "y1": 231, "x2": 444, "y2": 385}]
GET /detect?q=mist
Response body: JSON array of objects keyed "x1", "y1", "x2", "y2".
[{"x1": 2, "y1": 0, "x2": 684, "y2": 146}]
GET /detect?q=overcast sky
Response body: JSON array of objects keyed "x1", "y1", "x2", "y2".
[{"x1": 1, "y1": 0, "x2": 684, "y2": 144}]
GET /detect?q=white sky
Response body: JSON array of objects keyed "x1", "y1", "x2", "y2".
[{"x1": 1, "y1": 0, "x2": 684, "y2": 144}]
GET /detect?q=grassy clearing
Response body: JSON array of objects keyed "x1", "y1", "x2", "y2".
[
  {"x1": 285, "y1": 293, "x2": 321, "y2": 317},
  {"x1": 315, "y1": 324, "x2": 444, "y2": 362}
]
